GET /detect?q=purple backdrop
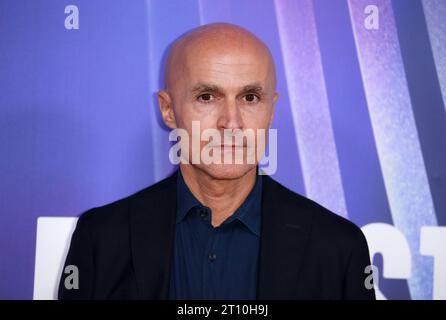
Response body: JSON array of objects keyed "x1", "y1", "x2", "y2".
[{"x1": 1, "y1": 0, "x2": 445, "y2": 299}]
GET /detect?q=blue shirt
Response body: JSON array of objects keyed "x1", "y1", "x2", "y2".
[{"x1": 169, "y1": 170, "x2": 262, "y2": 300}]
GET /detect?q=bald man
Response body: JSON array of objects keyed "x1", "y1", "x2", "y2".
[{"x1": 59, "y1": 23, "x2": 375, "y2": 300}]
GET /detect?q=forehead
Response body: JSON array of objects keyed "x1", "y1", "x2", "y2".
[{"x1": 181, "y1": 45, "x2": 273, "y2": 89}]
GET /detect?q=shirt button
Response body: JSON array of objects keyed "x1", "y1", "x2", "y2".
[
  {"x1": 208, "y1": 253, "x2": 217, "y2": 262},
  {"x1": 200, "y1": 208, "x2": 209, "y2": 218}
]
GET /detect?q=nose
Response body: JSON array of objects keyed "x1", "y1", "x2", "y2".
[{"x1": 216, "y1": 98, "x2": 244, "y2": 131}]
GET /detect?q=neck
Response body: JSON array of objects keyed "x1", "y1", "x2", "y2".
[{"x1": 179, "y1": 165, "x2": 257, "y2": 227}]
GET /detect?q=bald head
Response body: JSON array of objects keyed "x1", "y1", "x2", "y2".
[{"x1": 164, "y1": 23, "x2": 276, "y2": 91}]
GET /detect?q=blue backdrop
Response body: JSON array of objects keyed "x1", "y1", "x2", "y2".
[{"x1": 0, "y1": 0, "x2": 445, "y2": 299}]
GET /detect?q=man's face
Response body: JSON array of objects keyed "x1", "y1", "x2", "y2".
[{"x1": 160, "y1": 37, "x2": 278, "y2": 180}]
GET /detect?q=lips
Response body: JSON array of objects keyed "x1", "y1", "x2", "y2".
[{"x1": 218, "y1": 145, "x2": 245, "y2": 148}]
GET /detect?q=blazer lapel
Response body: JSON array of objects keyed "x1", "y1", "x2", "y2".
[
  {"x1": 130, "y1": 171, "x2": 178, "y2": 299},
  {"x1": 257, "y1": 175, "x2": 314, "y2": 299}
]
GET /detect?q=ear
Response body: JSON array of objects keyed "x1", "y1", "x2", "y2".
[
  {"x1": 158, "y1": 90, "x2": 177, "y2": 129},
  {"x1": 269, "y1": 92, "x2": 279, "y2": 127}
]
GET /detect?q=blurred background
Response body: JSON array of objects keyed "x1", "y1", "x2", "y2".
[{"x1": 0, "y1": 0, "x2": 445, "y2": 299}]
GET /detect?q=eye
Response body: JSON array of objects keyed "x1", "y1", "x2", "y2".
[
  {"x1": 243, "y1": 93, "x2": 260, "y2": 103},
  {"x1": 197, "y1": 93, "x2": 214, "y2": 103}
]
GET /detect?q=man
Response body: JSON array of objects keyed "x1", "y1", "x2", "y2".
[{"x1": 59, "y1": 23, "x2": 375, "y2": 300}]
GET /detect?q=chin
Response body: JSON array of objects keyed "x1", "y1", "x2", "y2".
[{"x1": 195, "y1": 163, "x2": 257, "y2": 180}]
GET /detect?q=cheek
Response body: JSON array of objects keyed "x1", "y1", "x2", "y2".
[
  {"x1": 174, "y1": 105, "x2": 220, "y2": 143},
  {"x1": 175, "y1": 102, "x2": 210, "y2": 128},
  {"x1": 241, "y1": 105, "x2": 273, "y2": 129},
  {"x1": 191, "y1": 103, "x2": 222, "y2": 123}
]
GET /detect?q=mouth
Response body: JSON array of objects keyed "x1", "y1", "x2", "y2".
[
  {"x1": 204, "y1": 144, "x2": 246, "y2": 152},
  {"x1": 217, "y1": 144, "x2": 246, "y2": 149}
]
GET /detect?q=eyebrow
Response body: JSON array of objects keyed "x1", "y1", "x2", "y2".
[
  {"x1": 191, "y1": 83, "x2": 221, "y2": 94},
  {"x1": 191, "y1": 82, "x2": 265, "y2": 94},
  {"x1": 242, "y1": 84, "x2": 264, "y2": 94}
]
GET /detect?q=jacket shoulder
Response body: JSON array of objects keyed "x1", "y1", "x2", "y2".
[
  {"x1": 77, "y1": 172, "x2": 177, "y2": 230},
  {"x1": 264, "y1": 175, "x2": 365, "y2": 243}
]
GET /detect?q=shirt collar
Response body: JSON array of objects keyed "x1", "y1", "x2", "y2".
[
  {"x1": 176, "y1": 169, "x2": 201, "y2": 224},
  {"x1": 176, "y1": 169, "x2": 263, "y2": 236}
]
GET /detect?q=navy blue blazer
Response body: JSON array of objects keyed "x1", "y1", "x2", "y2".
[{"x1": 59, "y1": 171, "x2": 375, "y2": 300}]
